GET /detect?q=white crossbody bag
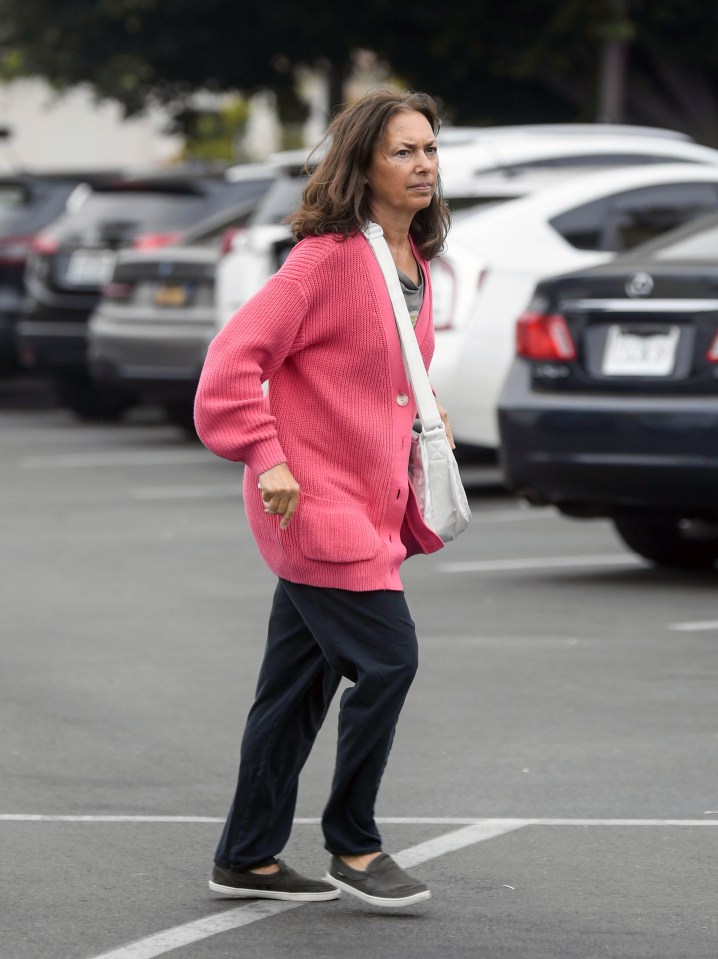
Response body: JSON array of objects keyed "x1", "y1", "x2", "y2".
[{"x1": 363, "y1": 222, "x2": 471, "y2": 543}]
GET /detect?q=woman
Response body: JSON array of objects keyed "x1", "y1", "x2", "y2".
[{"x1": 194, "y1": 88, "x2": 453, "y2": 909}]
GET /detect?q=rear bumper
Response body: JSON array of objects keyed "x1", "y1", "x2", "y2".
[
  {"x1": 0, "y1": 313, "x2": 19, "y2": 369},
  {"x1": 0, "y1": 287, "x2": 34, "y2": 368},
  {"x1": 88, "y1": 320, "x2": 209, "y2": 401},
  {"x1": 498, "y1": 360, "x2": 718, "y2": 516},
  {"x1": 16, "y1": 316, "x2": 89, "y2": 371}
]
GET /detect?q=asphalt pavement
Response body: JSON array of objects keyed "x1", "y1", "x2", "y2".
[{"x1": 2, "y1": 376, "x2": 717, "y2": 959}]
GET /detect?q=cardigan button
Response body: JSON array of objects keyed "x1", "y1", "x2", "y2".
[{"x1": 396, "y1": 393, "x2": 409, "y2": 406}]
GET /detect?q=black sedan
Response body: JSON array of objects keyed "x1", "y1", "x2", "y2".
[{"x1": 498, "y1": 212, "x2": 718, "y2": 568}]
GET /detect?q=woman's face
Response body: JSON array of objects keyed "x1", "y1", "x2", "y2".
[{"x1": 365, "y1": 110, "x2": 439, "y2": 222}]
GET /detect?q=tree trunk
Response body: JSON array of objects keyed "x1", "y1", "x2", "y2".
[
  {"x1": 597, "y1": 0, "x2": 631, "y2": 123},
  {"x1": 598, "y1": 37, "x2": 628, "y2": 122},
  {"x1": 324, "y1": 60, "x2": 346, "y2": 118}
]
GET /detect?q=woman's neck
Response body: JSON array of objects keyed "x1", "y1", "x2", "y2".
[
  {"x1": 380, "y1": 224, "x2": 418, "y2": 281},
  {"x1": 369, "y1": 206, "x2": 418, "y2": 280},
  {"x1": 370, "y1": 206, "x2": 413, "y2": 251}
]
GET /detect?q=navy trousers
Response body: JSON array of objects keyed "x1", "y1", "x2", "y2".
[{"x1": 214, "y1": 578, "x2": 419, "y2": 870}]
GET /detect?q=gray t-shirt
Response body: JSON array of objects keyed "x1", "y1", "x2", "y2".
[{"x1": 398, "y1": 266, "x2": 424, "y2": 327}]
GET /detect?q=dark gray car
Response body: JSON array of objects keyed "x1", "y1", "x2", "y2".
[
  {"x1": 498, "y1": 211, "x2": 718, "y2": 568},
  {"x1": 87, "y1": 174, "x2": 277, "y2": 431}
]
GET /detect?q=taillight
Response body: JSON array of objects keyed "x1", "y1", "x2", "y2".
[
  {"x1": 132, "y1": 231, "x2": 181, "y2": 250},
  {"x1": 431, "y1": 259, "x2": 485, "y2": 331},
  {"x1": 431, "y1": 258, "x2": 457, "y2": 331},
  {"x1": 516, "y1": 311, "x2": 576, "y2": 360},
  {"x1": 0, "y1": 234, "x2": 34, "y2": 264},
  {"x1": 103, "y1": 283, "x2": 133, "y2": 300},
  {"x1": 31, "y1": 232, "x2": 60, "y2": 255},
  {"x1": 220, "y1": 227, "x2": 243, "y2": 257}
]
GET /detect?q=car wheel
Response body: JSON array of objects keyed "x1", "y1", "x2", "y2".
[
  {"x1": 612, "y1": 516, "x2": 718, "y2": 569},
  {"x1": 55, "y1": 375, "x2": 135, "y2": 422}
]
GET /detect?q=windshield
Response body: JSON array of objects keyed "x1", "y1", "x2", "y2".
[
  {"x1": 55, "y1": 191, "x2": 211, "y2": 234},
  {"x1": 250, "y1": 178, "x2": 304, "y2": 226},
  {"x1": 0, "y1": 183, "x2": 29, "y2": 231}
]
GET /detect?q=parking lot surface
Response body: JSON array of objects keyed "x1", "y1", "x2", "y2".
[{"x1": 2, "y1": 379, "x2": 717, "y2": 959}]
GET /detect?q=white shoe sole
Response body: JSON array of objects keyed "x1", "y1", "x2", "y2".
[
  {"x1": 325, "y1": 873, "x2": 431, "y2": 908},
  {"x1": 209, "y1": 880, "x2": 340, "y2": 901}
]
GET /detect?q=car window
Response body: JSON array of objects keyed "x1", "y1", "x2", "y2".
[
  {"x1": 201, "y1": 176, "x2": 276, "y2": 217},
  {"x1": 549, "y1": 197, "x2": 610, "y2": 250},
  {"x1": 250, "y1": 177, "x2": 305, "y2": 226},
  {"x1": 0, "y1": 182, "x2": 30, "y2": 230},
  {"x1": 550, "y1": 182, "x2": 718, "y2": 253},
  {"x1": 182, "y1": 207, "x2": 257, "y2": 246},
  {"x1": 651, "y1": 221, "x2": 718, "y2": 261},
  {"x1": 608, "y1": 183, "x2": 718, "y2": 251},
  {"x1": 179, "y1": 177, "x2": 277, "y2": 245},
  {"x1": 48, "y1": 190, "x2": 215, "y2": 244},
  {"x1": 0, "y1": 182, "x2": 28, "y2": 208}
]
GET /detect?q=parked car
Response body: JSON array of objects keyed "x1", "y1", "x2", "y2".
[
  {"x1": 498, "y1": 211, "x2": 718, "y2": 568},
  {"x1": 216, "y1": 171, "x2": 305, "y2": 324},
  {"x1": 429, "y1": 163, "x2": 718, "y2": 460},
  {"x1": 216, "y1": 124, "x2": 718, "y2": 329},
  {"x1": 86, "y1": 184, "x2": 273, "y2": 432},
  {"x1": 0, "y1": 173, "x2": 113, "y2": 372},
  {"x1": 18, "y1": 166, "x2": 276, "y2": 417}
]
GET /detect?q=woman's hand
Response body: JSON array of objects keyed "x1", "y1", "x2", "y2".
[
  {"x1": 437, "y1": 401, "x2": 455, "y2": 449},
  {"x1": 258, "y1": 463, "x2": 300, "y2": 530}
]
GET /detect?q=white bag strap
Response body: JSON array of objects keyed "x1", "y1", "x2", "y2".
[{"x1": 362, "y1": 222, "x2": 443, "y2": 432}]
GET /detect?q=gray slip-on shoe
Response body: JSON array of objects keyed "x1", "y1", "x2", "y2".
[
  {"x1": 210, "y1": 859, "x2": 340, "y2": 901},
  {"x1": 326, "y1": 853, "x2": 431, "y2": 908}
]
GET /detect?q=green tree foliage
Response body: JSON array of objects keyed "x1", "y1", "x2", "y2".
[{"x1": 1, "y1": 0, "x2": 718, "y2": 142}]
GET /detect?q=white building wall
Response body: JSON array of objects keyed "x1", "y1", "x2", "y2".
[{"x1": 0, "y1": 79, "x2": 184, "y2": 173}]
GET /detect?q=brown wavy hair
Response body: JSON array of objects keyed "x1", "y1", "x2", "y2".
[{"x1": 290, "y1": 88, "x2": 450, "y2": 260}]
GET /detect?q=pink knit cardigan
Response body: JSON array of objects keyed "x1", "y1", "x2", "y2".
[{"x1": 194, "y1": 230, "x2": 444, "y2": 591}]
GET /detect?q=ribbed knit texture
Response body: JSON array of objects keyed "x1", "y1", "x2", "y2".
[{"x1": 194, "y1": 231, "x2": 443, "y2": 591}]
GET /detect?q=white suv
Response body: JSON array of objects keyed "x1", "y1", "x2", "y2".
[
  {"x1": 430, "y1": 163, "x2": 718, "y2": 457},
  {"x1": 216, "y1": 125, "x2": 718, "y2": 331}
]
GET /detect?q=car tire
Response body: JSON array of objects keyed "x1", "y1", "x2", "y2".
[
  {"x1": 612, "y1": 516, "x2": 718, "y2": 569},
  {"x1": 55, "y1": 375, "x2": 135, "y2": 422}
]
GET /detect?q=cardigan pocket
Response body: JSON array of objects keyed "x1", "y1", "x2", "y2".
[{"x1": 297, "y1": 494, "x2": 381, "y2": 564}]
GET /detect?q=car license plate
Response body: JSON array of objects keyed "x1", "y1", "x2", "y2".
[
  {"x1": 602, "y1": 325, "x2": 680, "y2": 376},
  {"x1": 66, "y1": 250, "x2": 116, "y2": 286},
  {"x1": 154, "y1": 284, "x2": 189, "y2": 307}
]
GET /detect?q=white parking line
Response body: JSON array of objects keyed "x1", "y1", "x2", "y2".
[
  {"x1": 2, "y1": 815, "x2": 717, "y2": 825},
  {"x1": 17, "y1": 451, "x2": 213, "y2": 469},
  {"x1": 5, "y1": 816, "x2": 717, "y2": 957},
  {"x1": 669, "y1": 620, "x2": 718, "y2": 632},
  {"x1": 29, "y1": 815, "x2": 714, "y2": 959},
  {"x1": 84, "y1": 819, "x2": 526, "y2": 959},
  {"x1": 439, "y1": 554, "x2": 642, "y2": 573},
  {"x1": 87, "y1": 901, "x2": 303, "y2": 959}
]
